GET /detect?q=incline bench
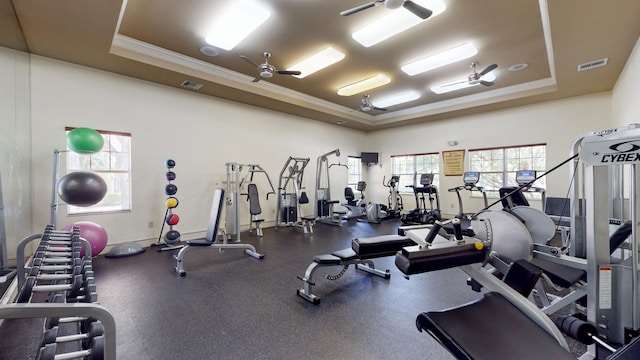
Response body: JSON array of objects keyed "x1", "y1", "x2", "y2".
[{"x1": 296, "y1": 235, "x2": 416, "y2": 304}]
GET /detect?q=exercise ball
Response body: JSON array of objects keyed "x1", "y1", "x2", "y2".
[
  {"x1": 165, "y1": 197, "x2": 179, "y2": 209},
  {"x1": 62, "y1": 221, "x2": 108, "y2": 257},
  {"x1": 166, "y1": 159, "x2": 176, "y2": 169},
  {"x1": 165, "y1": 230, "x2": 180, "y2": 244},
  {"x1": 66, "y1": 128, "x2": 104, "y2": 154},
  {"x1": 57, "y1": 171, "x2": 108, "y2": 206},
  {"x1": 166, "y1": 171, "x2": 176, "y2": 181},
  {"x1": 165, "y1": 213, "x2": 180, "y2": 226}
]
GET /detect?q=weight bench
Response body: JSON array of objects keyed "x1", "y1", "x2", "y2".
[
  {"x1": 174, "y1": 188, "x2": 265, "y2": 276},
  {"x1": 297, "y1": 235, "x2": 416, "y2": 304}
]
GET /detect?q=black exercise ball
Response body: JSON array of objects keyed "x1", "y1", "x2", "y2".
[
  {"x1": 57, "y1": 171, "x2": 108, "y2": 207},
  {"x1": 166, "y1": 171, "x2": 176, "y2": 181},
  {"x1": 166, "y1": 159, "x2": 176, "y2": 169}
]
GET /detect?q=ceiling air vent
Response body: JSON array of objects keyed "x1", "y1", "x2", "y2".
[
  {"x1": 180, "y1": 80, "x2": 203, "y2": 90},
  {"x1": 577, "y1": 58, "x2": 608, "y2": 72}
]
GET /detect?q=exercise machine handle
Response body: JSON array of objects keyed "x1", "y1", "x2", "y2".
[
  {"x1": 423, "y1": 221, "x2": 443, "y2": 244},
  {"x1": 451, "y1": 218, "x2": 463, "y2": 241}
]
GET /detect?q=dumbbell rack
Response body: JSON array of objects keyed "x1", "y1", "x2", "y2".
[{"x1": 0, "y1": 225, "x2": 116, "y2": 360}]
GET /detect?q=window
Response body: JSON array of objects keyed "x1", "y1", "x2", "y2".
[
  {"x1": 391, "y1": 153, "x2": 439, "y2": 192},
  {"x1": 469, "y1": 144, "x2": 546, "y2": 198},
  {"x1": 347, "y1": 156, "x2": 362, "y2": 190},
  {"x1": 66, "y1": 128, "x2": 132, "y2": 214}
]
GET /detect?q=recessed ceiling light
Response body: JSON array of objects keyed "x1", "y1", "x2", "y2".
[
  {"x1": 288, "y1": 47, "x2": 346, "y2": 79},
  {"x1": 204, "y1": 0, "x2": 271, "y2": 51},
  {"x1": 430, "y1": 73, "x2": 496, "y2": 94},
  {"x1": 508, "y1": 63, "x2": 528, "y2": 71},
  {"x1": 336, "y1": 120, "x2": 347, "y2": 125},
  {"x1": 401, "y1": 43, "x2": 478, "y2": 76},
  {"x1": 337, "y1": 74, "x2": 391, "y2": 96},
  {"x1": 200, "y1": 46, "x2": 220, "y2": 57},
  {"x1": 372, "y1": 91, "x2": 421, "y2": 108},
  {"x1": 352, "y1": 0, "x2": 446, "y2": 48}
]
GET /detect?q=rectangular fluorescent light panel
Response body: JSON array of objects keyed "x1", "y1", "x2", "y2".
[
  {"x1": 431, "y1": 72, "x2": 496, "y2": 94},
  {"x1": 352, "y1": 0, "x2": 446, "y2": 47},
  {"x1": 402, "y1": 43, "x2": 477, "y2": 76},
  {"x1": 337, "y1": 74, "x2": 391, "y2": 96},
  {"x1": 204, "y1": 1, "x2": 271, "y2": 51},
  {"x1": 288, "y1": 47, "x2": 346, "y2": 79},
  {"x1": 372, "y1": 91, "x2": 421, "y2": 108}
]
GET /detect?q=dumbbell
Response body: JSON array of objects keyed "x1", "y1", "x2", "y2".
[
  {"x1": 41, "y1": 321, "x2": 104, "y2": 348},
  {"x1": 32, "y1": 256, "x2": 92, "y2": 270},
  {"x1": 556, "y1": 316, "x2": 617, "y2": 353},
  {"x1": 36, "y1": 335, "x2": 104, "y2": 360},
  {"x1": 17, "y1": 274, "x2": 84, "y2": 303}
]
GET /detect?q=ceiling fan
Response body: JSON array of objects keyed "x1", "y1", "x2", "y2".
[
  {"x1": 340, "y1": 0, "x2": 433, "y2": 19},
  {"x1": 240, "y1": 52, "x2": 301, "y2": 83},
  {"x1": 441, "y1": 62, "x2": 498, "y2": 89},
  {"x1": 354, "y1": 95, "x2": 388, "y2": 112}
]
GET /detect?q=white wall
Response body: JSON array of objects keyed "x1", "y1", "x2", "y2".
[
  {"x1": 612, "y1": 36, "x2": 640, "y2": 126},
  {"x1": 28, "y1": 55, "x2": 366, "y2": 254},
  {"x1": 0, "y1": 45, "x2": 631, "y2": 259},
  {"x1": 0, "y1": 47, "x2": 32, "y2": 263},
  {"x1": 366, "y1": 93, "x2": 612, "y2": 217}
]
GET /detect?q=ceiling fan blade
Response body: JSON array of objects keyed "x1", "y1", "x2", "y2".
[
  {"x1": 372, "y1": 106, "x2": 388, "y2": 111},
  {"x1": 440, "y1": 79, "x2": 468, "y2": 87},
  {"x1": 403, "y1": 1, "x2": 433, "y2": 19},
  {"x1": 480, "y1": 80, "x2": 495, "y2": 87},
  {"x1": 277, "y1": 70, "x2": 302, "y2": 76},
  {"x1": 252, "y1": 75, "x2": 262, "y2": 83},
  {"x1": 479, "y1": 63, "x2": 498, "y2": 76},
  {"x1": 340, "y1": 1, "x2": 379, "y2": 16},
  {"x1": 240, "y1": 55, "x2": 260, "y2": 68}
]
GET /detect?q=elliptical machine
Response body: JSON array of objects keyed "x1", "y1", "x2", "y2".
[
  {"x1": 401, "y1": 173, "x2": 441, "y2": 225},
  {"x1": 362, "y1": 175, "x2": 403, "y2": 224}
]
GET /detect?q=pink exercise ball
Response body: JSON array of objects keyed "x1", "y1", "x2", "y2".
[{"x1": 62, "y1": 221, "x2": 108, "y2": 257}]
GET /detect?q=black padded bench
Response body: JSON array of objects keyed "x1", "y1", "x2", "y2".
[
  {"x1": 417, "y1": 292, "x2": 576, "y2": 360},
  {"x1": 297, "y1": 235, "x2": 416, "y2": 304}
]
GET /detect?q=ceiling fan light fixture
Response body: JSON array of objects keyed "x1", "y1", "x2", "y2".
[
  {"x1": 373, "y1": 90, "x2": 421, "y2": 108},
  {"x1": 430, "y1": 72, "x2": 496, "y2": 94},
  {"x1": 288, "y1": 47, "x2": 346, "y2": 79},
  {"x1": 204, "y1": 0, "x2": 271, "y2": 51},
  {"x1": 352, "y1": 0, "x2": 446, "y2": 48},
  {"x1": 337, "y1": 74, "x2": 391, "y2": 96},
  {"x1": 401, "y1": 42, "x2": 478, "y2": 76}
]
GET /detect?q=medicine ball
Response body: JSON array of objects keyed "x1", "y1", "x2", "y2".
[
  {"x1": 57, "y1": 171, "x2": 108, "y2": 207},
  {"x1": 165, "y1": 184, "x2": 178, "y2": 196},
  {"x1": 166, "y1": 171, "x2": 176, "y2": 181},
  {"x1": 165, "y1": 159, "x2": 176, "y2": 169},
  {"x1": 165, "y1": 213, "x2": 180, "y2": 226},
  {"x1": 165, "y1": 197, "x2": 179, "y2": 209},
  {"x1": 165, "y1": 230, "x2": 180, "y2": 244}
]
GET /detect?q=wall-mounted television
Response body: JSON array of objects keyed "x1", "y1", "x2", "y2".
[{"x1": 361, "y1": 152, "x2": 379, "y2": 164}]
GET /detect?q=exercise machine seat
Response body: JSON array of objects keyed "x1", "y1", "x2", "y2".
[
  {"x1": 416, "y1": 292, "x2": 575, "y2": 360},
  {"x1": 344, "y1": 187, "x2": 356, "y2": 206},
  {"x1": 529, "y1": 258, "x2": 585, "y2": 288},
  {"x1": 247, "y1": 184, "x2": 262, "y2": 215},
  {"x1": 352, "y1": 235, "x2": 415, "y2": 259}
]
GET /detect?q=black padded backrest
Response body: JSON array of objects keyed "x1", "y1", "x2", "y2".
[
  {"x1": 545, "y1": 197, "x2": 570, "y2": 217},
  {"x1": 205, "y1": 188, "x2": 225, "y2": 242},
  {"x1": 499, "y1": 186, "x2": 530, "y2": 208},
  {"x1": 344, "y1": 187, "x2": 355, "y2": 202},
  {"x1": 247, "y1": 183, "x2": 261, "y2": 215}
]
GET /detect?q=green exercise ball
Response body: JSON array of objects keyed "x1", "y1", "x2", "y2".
[{"x1": 66, "y1": 128, "x2": 104, "y2": 154}]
